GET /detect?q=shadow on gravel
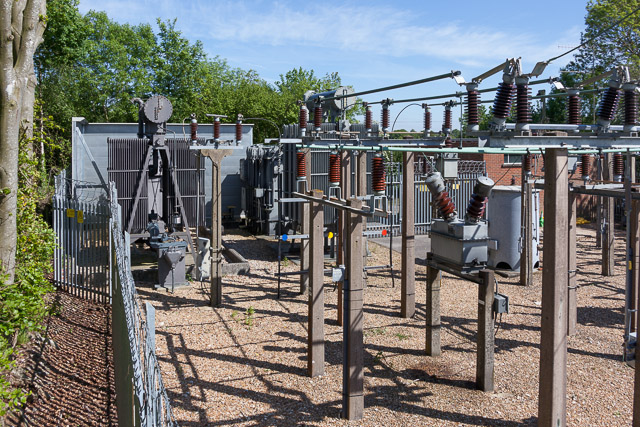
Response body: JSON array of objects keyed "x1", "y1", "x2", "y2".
[{"x1": 5, "y1": 290, "x2": 117, "y2": 427}]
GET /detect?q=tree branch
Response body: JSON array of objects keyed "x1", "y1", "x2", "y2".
[
  {"x1": 0, "y1": 0, "x2": 15, "y2": 88},
  {"x1": 15, "y1": 0, "x2": 46, "y2": 78}
]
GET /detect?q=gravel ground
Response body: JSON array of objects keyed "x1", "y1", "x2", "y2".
[
  {"x1": 5, "y1": 290, "x2": 118, "y2": 427},
  {"x1": 138, "y1": 226, "x2": 635, "y2": 426}
]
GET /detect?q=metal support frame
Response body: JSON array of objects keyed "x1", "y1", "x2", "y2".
[
  {"x1": 337, "y1": 150, "x2": 351, "y2": 326},
  {"x1": 538, "y1": 148, "x2": 569, "y2": 427},
  {"x1": 200, "y1": 149, "x2": 233, "y2": 307}
]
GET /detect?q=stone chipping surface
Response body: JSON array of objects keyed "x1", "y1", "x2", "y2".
[{"x1": 138, "y1": 226, "x2": 635, "y2": 426}]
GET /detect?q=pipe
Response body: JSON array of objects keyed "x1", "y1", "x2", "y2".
[{"x1": 323, "y1": 71, "x2": 462, "y2": 102}]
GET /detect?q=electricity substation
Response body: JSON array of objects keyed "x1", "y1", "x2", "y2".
[{"x1": 55, "y1": 57, "x2": 640, "y2": 426}]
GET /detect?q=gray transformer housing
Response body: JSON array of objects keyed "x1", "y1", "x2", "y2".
[
  {"x1": 486, "y1": 185, "x2": 540, "y2": 271},
  {"x1": 430, "y1": 219, "x2": 489, "y2": 269},
  {"x1": 71, "y1": 118, "x2": 253, "y2": 227}
]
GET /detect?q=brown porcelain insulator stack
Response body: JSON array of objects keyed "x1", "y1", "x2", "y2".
[
  {"x1": 523, "y1": 153, "x2": 532, "y2": 176},
  {"x1": 466, "y1": 91, "x2": 479, "y2": 126},
  {"x1": 329, "y1": 151, "x2": 340, "y2": 187},
  {"x1": 614, "y1": 153, "x2": 624, "y2": 182},
  {"x1": 314, "y1": 106, "x2": 323, "y2": 131},
  {"x1": 371, "y1": 154, "x2": 386, "y2": 196},
  {"x1": 213, "y1": 118, "x2": 221, "y2": 140},
  {"x1": 516, "y1": 84, "x2": 532, "y2": 123},
  {"x1": 443, "y1": 108, "x2": 452, "y2": 132},
  {"x1": 296, "y1": 151, "x2": 306, "y2": 180},
  {"x1": 568, "y1": 95, "x2": 581, "y2": 125},
  {"x1": 581, "y1": 154, "x2": 591, "y2": 180},
  {"x1": 365, "y1": 104, "x2": 372, "y2": 131},
  {"x1": 235, "y1": 119, "x2": 242, "y2": 143},
  {"x1": 597, "y1": 86, "x2": 621, "y2": 122},
  {"x1": 493, "y1": 82, "x2": 515, "y2": 119},
  {"x1": 424, "y1": 108, "x2": 431, "y2": 132},
  {"x1": 465, "y1": 176, "x2": 495, "y2": 223},
  {"x1": 625, "y1": 89, "x2": 638, "y2": 126},
  {"x1": 425, "y1": 172, "x2": 457, "y2": 222},
  {"x1": 299, "y1": 106, "x2": 308, "y2": 130},
  {"x1": 444, "y1": 137, "x2": 455, "y2": 148},
  {"x1": 381, "y1": 107, "x2": 390, "y2": 131},
  {"x1": 190, "y1": 117, "x2": 198, "y2": 142}
]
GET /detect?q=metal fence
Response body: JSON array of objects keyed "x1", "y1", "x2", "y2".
[
  {"x1": 53, "y1": 171, "x2": 111, "y2": 303},
  {"x1": 109, "y1": 183, "x2": 178, "y2": 427},
  {"x1": 53, "y1": 172, "x2": 177, "y2": 426}
]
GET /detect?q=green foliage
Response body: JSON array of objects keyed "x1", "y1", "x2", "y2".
[
  {"x1": 576, "y1": 0, "x2": 640, "y2": 78},
  {"x1": 244, "y1": 306, "x2": 256, "y2": 327},
  {"x1": 0, "y1": 117, "x2": 57, "y2": 415},
  {"x1": 36, "y1": 2, "x2": 356, "y2": 151}
]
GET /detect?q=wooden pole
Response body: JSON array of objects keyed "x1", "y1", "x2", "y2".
[
  {"x1": 401, "y1": 152, "x2": 415, "y2": 318},
  {"x1": 568, "y1": 193, "x2": 577, "y2": 336},
  {"x1": 343, "y1": 198, "x2": 364, "y2": 420},
  {"x1": 538, "y1": 147, "x2": 569, "y2": 427},
  {"x1": 308, "y1": 190, "x2": 325, "y2": 377},
  {"x1": 299, "y1": 149, "x2": 311, "y2": 295},
  {"x1": 603, "y1": 153, "x2": 615, "y2": 276},
  {"x1": 477, "y1": 269, "x2": 495, "y2": 392},
  {"x1": 201, "y1": 149, "x2": 232, "y2": 307},
  {"x1": 426, "y1": 263, "x2": 441, "y2": 356}
]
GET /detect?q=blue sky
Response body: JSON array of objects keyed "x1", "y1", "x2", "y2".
[{"x1": 78, "y1": 0, "x2": 589, "y2": 134}]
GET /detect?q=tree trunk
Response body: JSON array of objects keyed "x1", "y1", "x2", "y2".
[{"x1": 0, "y1": 0, "x2": 47, "y2": 283}]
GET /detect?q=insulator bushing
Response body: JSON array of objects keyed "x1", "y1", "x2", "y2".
[
  {"x1": 235, "y1": 121, "x2": 242, "y2": 143},
  {"x1": 443, "y1": 108, "x2": 452, "y2": 132},
  {"x1": 382, "y1": 107, "x2": 390, "y2": 131},
  {"x1": 213, "y1": 119, "x2": 221, "y2": 140},
  {"x1": 371, "y1": 154, "x2": 386, "y2": 195},
  {"x1": 614, "y1": 153, "x2": 624, "y2": 182},
  {"x1": 444, "y1": 137, "x2": 455, "y2": 148},
  {"x1": 329, "y1": 151, "x2": 340, "y2": 187},
  {"x1": 493, "y1": 82, "x2": 515, "y2": 119},
  {"x1": 296, "y1": 151, "x2": 306, "y2": 180},
  {"x1": 516, "y1": 84, "x2": 531, "y2": 123},
  {"x1": 365, "y1": 105, "x2": 372, "y2": 131},
  {"x1": 190, "y1": 118, "x2": 198, "y2": 142},
  {"x1": 597, "y1": 86, "x2": 620, "y2": 122},
  {"x1": 523, "y1": 153, "x2": 532, "y2": 175},
  {"x1": 466, "y1": 91, "x2": 479, "y2": 126},
  {"x1": 299, "y1": 106, "x2": 308, "y2": 129},
  {"x1": 425, "y1": 172, "x2": 457, "y2": 221},
  {"x1": 568, "y1": 95, "x2": 581, "y2": 125},
  {"x1": 314, "y1": 106, "x2": 323, "y2": 130},
  {"x1": 625, "y1": 89, "x2": 638, "y2": 126},
  {"x1": 466, "y1": 176, "x2": 495, "y2": 223},
  {"x1": 581, "y1": 154, "x2": 591, "y2": 180},
  {"x1": 424, "y1": 108, "x2": 431, "y2": 132}
]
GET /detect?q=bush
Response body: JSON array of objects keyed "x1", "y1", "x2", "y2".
[{"x1": 0, "y1": 128, "x2": 57, "y2": 415}]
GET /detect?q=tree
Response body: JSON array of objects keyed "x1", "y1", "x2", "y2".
[
  {"x1": 0, "y1": 0, "x2": 47, "y2": 282},
  {"x1": 573, "y1": 0, "x2": 640, "y2": 78}
]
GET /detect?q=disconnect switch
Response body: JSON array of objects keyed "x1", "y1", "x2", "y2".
[{"x1": 493, "y1": 293, "x2": 509, "y2": 314}]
